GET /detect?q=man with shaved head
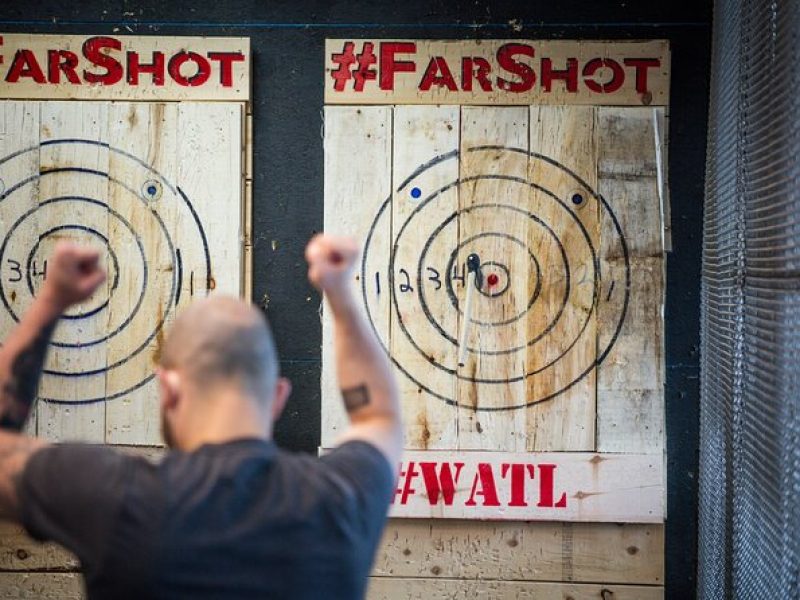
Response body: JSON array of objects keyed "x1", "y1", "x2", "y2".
[{"x1": 0, "y1": 235, "x2": 402, "y2": 599}]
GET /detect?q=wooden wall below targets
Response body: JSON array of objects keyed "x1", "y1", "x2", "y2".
[{"x1": 0, "y1": 100, "x2": 246, "y2": 445}]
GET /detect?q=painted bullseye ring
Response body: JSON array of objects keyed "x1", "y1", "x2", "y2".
[
  {"x1": 361, "y1": 146, "x2": 631, "y2": 410},
  {"x1": 25, "y1": 224, "x2": 122, "y2": 321},
  {"x1": 0, "y1": 139, "x2": 213, "y2": 404}
]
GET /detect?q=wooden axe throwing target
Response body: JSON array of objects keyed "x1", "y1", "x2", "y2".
[
  {"x1": 0, "y1": 138, "x2": 211, "y2": 403},
  {"x1": 0, "y1": 98, "x2": 247, "y2": 444},
  {"x1": 361, "y1": 145, "x2": 630, "y2": 410}
]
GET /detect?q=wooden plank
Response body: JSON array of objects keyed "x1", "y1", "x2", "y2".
[
  {"x1": 0, "y1": 517, "x2": 663, "y2": 584},
  {"x1": 0, "y1": 573, "x2": 83, "y2": 599},
  {"x1": 325, "y1": 40, "x2": 670, "y2": 106},
  {"x1": 596, "y1": 107, "x2": 663, "y2": 258},
  {"x1": 596, "y1": 258, "x2": 664, "y2": 453},
  {"x1": 389, "y1": 105, "x2": 459, "y2": 449},
  {"x1": 389, "y1": 450, "x2": 663, "y2": 522},
  {"x1": 103, "y1": 102, "x2": 179, "y2": 445},
  {"x1": 243, "y1": 180, "x2": 253, "y2": 301},
  {"x1": 653, "y1": 108, "x2": 672, "y2": 252},
  {"x1": 0, "y1": 34, "x2": 250, "y2": 101},
  {"x1": 374, "y1": 520, "x2": 663, "y2": 584},
  {"x1": 177, "y1": 102, "x2": 244, "y2": 297},
  {"x1": 243, "y1": 109, "x2": 253, "y2": 299},
  {"x1": 321, "y1": 106, "x2": 392, "y2": 448},
  {"x1": 0, "y1": 101, "x2": 40, "y2": 437},
  {"x1": 596, "y1": 107, "x2": 665, "y2": 454},
  {"x1": 0, "y1": 522, "x2": 78, "y2": 571},
  {"x1": 525, "y1": 106, "x2": 598, "y2": 452},
  {"x1": 456, "y1": 106, "x2": 529, "y2": 451},
  {"x1": 35, "y1": 101, "x2": 109, "y2": 442},
  {"x1": 368, "y1": 578, "x2": 663, "y2": 600}
]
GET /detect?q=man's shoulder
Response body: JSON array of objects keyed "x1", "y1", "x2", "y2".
[{"x1": 27, "y1": 442, "x2": 153, "y2": 478}]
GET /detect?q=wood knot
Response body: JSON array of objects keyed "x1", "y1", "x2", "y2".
[
  {"x1": 430, "y1": 565, "x2": 441, "y2": 575},
  {"x1": 626, "y1": 546, "x2": 639, "y2": 555},
  {"x1": 507, "y1": 538, "x2": 518, "y2": 548},
  {"x1": 15, "y1": 549, "x2": 29, "y2": 560},
  {"x1": 402, "y1": 548, "x2": 411, "y2": 556}
]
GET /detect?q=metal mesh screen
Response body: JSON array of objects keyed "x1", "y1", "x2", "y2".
[{"x1": 699, "y1": 0, "x2": 800, "y2": 597}]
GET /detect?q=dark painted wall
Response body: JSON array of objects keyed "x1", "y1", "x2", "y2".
[{"x1": 0, "y1": 2, "x2": 711, "y2": 596}]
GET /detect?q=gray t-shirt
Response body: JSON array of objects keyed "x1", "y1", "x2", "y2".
[{"x1": 19, "y1": 438, "x2": 394, "y2": 599}]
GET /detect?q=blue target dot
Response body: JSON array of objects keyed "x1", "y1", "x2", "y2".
[
  {"x1": 410, "y1": 187, "x2": 422, "y2": 199},
  {"x1": 147, "y1": 186, "x2": 157, "y2": 196}
]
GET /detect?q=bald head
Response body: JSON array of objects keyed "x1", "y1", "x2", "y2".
[{"x1": 160, "y1": 296, "x2": 279, "y2": 403}]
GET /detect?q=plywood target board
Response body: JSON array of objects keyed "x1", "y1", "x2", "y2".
[
  {"x1": 0, "y1": 100, "x2": 245, "y2": 444},
  {"x1": 323, "y1": 40, "x2": 668, "y2": 522}
]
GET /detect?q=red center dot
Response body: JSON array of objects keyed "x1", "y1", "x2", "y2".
[{"x1": 487, "y1": 273, "x2": 499, "y2": 287}]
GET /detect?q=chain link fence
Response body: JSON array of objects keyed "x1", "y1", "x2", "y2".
[{"x1": 699, "y1": 0, "x2": 800, "y2": 596}]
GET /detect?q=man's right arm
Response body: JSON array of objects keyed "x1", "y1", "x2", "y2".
[{"x1": 306, "y1": 235, "x2": 402, "y2": 474}]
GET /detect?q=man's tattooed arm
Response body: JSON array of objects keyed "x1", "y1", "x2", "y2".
[
  {"x1": 0, "y1": 321, "x2": 57, "y2": 431},
  {"x1": 341, "y1": 384, "x2": 371, "y2": 413}
]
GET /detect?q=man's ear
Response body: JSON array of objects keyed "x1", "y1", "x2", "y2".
[
  {"x1": 271, "y1": 377, "x2": 292, "y2": 422},
  {"x1": 156, "y1": 367, "x2": 182, "y2": 411}
]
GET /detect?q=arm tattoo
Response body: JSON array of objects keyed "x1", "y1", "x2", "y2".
[
  {"x1": 341, "y1": 384, "x2": 370, "y2": 413},
  {"x1": 0, "y1": 322, "x2": 56, "y2": 431}
]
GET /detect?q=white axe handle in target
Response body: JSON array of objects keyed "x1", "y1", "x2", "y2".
[{"x1": 457, "y1": 255, "x2": 480, "y2": 367}]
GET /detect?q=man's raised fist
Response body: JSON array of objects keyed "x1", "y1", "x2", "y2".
[
  {"x1": 41, "y1": 243, "x2": 107, "y2": 311},
  {"x1": 305, "y1": 234, "x2": 358, "y2": 295}
]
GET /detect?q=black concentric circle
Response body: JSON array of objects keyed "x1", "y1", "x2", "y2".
[
  {"x1": 361, "y1": 146, "x2": 631, "y2": 411},
  {"x1": 0, "y1": 139, "x2": 213, "y2": 404}
]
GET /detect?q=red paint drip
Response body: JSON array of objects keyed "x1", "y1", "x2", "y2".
[{"x1": 487, "y1": 273, "x2": 499, "y2": 287}]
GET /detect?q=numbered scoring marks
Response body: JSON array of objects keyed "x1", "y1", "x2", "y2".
[
  {"x1": 0, "y1": 139, "x2": 212, "y2": 404},
  {"x1": 22, "y1": 223, "x2": 121, "y2": 321},
  {"x1": 362, "y1": 146, "x2": 630, "y2": 410}
]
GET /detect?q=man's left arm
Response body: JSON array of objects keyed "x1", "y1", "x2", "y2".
[{"x1": 0, "y1": 243, "x2": 105, "y2": 518}]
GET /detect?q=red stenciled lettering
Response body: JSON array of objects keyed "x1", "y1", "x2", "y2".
[
  {"x1": 461, "y1": 57, "x2": 492, "y2": 92},
  {"x1": 496, "y1": 43, "x2": 535, "y2": 93},
  {"x1": 127, "y1": 51, "x2": 165, "y2": 86},
  {"x1": 419, "y1": 56, "x2": 457, "y2": 92},
  {"x1": 465, "y1": 463, "x2": 501, "y2": 507},
  {"x1": 537, "y1": 464, "x2": 567, "y2": 508},
  {"x1": 501, "y1": 463, "x2": 536, "y2": 507},
  {"x1": 5, "y1": 49, "x2": 46, "y2": 84},
  {"x1": 379, "y1": 42, "x2": 416, "y2": 90},
  {"x1": 541, "y1": 57, "x2": 578, "y2": 93},
  {"x1": 624, "y1": 58, "x2": 661, "y2": 93},
  {"x1": 82, "y1": 36, "x2": 123, "y2": 85},
  {"x1": 419, "y1": 462, "x2": 465, "y2": 506},
  {"x1": 393, "y1": 461, "x2": 420, "y2": 505},
  {"x1": 208, "y1": 51, "x2": 245, "y2": 87},
  {"x1": 0, "y1": 35, "x2": 5, "y2": 66},
  {"x1": 47, "y1": 50, "x2": 81, "y2": 84},
  {"x1": 583, "y1": 58, "x2": 625, "y2": 94},
  {"x1": 330, "y1": 42, "x2": 356, "y2": 92},
  {"x1": 168, "y1": 52, "x2": 211, "y2": 87}
]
